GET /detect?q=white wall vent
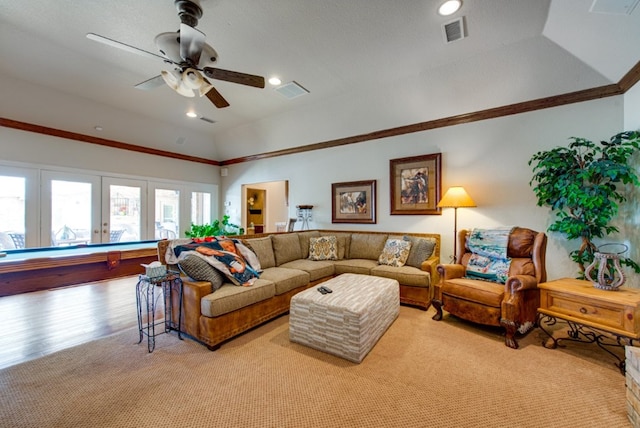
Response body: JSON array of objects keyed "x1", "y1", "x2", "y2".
[
  {"x1": 274, "y1": 81, "x2": 309, "y2": 100},
  {"x1": 199, "y1": 116, "x2": 216, "y2": 124},
  {"x1": 442, "y1": 17, "x2": 466, "y2": 43}
]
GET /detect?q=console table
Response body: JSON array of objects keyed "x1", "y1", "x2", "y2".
[{"x1": 538, "y1": 278, "x2": 640, "y2": 374}]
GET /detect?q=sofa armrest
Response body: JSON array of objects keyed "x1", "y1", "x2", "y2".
[
  {"x1": 181, "y1": 279, "x2": 213, "y2": 338},
  {"x1": 420, "y1": 255, "x2": 440, "y2": 284}
]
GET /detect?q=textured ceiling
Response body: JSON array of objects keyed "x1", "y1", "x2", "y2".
[{"x1": 0, "y1": 0, "x2": 638, "y2": 161}]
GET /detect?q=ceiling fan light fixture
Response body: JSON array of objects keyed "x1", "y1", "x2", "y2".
[
  {"x1": 161, "y1": 69, "x2": 181, "y2": 89},
  {"x1": 183, "y1": 68, "x2": 204, "y2": 89}
]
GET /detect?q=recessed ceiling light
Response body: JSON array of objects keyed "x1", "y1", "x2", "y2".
[
  {"x1": 94, "y1": 125, "x2": 103, "y2": 131},
  {"x1": 438, "y1": 0, "x2": 462, "y2": 16},
  {"x1": 186, "y1": 111, "x2": 197, "y2": 118},
  {"x1": 268, "y1": 77, "x2": 282, "y2": 86}
]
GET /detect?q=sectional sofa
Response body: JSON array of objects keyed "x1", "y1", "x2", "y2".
[{"x1": 157, "y1": 230, "x2": 440, "y2": 350}]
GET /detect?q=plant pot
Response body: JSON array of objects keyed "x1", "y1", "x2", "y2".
[{"x1": 584, "y1": 243, "x2": 627, "y2": 291}]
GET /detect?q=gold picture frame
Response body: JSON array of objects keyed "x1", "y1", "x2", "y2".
[
  {"x1": 331, "y1": 180, "x2": 377, "y2": 224},
  {"x1": 390, "y1": 153, "x2": 442, "y2": 215}
]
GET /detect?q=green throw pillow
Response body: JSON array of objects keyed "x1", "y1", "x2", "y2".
[{"x1": 178, "y1": 255, "x2": 225, "y2": 291}]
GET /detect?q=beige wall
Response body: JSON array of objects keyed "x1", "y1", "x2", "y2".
[{"x1": 221, "y1": 95, "x2": 640, "y2": 286}]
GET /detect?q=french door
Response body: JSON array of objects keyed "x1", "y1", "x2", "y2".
[
  {"x1": 1, "y1": 164, "x2": 217, "y2": 250},
  {"x1": 41, "y1": 171, "x2": 101, "y2": 246},
  {"x1": 102, "y1": 177, "x2": 147, "y2": 243}
]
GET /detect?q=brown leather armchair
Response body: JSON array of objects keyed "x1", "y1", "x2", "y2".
[{"x1": 431, "y1": 227, "x2": 547, "y2": 348}]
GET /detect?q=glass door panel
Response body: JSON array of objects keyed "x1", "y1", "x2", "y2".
[
  {"x1": 191, "y1": 191, "x2": 211, "y2": 226},
  {"x1": 155, "y1": 188, "x2": 180, "y2": 239},
  {"x1": 0, "y1": 176, "x2": 26, "y2": 249},
  {"x1": 51, "y1": 181, "x2": 93, "y2": 245},
  {"x1": 105, "y1": 181, "x2": 144, "y2": 243},
  {"x1": 41, "y1": 171, "x2": 101, "y2": 247}
]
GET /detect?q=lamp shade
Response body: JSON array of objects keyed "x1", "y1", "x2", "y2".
[{"x1": 437, "y1": 186, "x2": 476, "y2": 208}]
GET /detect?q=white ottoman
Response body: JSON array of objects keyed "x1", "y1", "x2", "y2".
[{"x1": 289, "y1": 273, "x2": 399, "y2": 363}]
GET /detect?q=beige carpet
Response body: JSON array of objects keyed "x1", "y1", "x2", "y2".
[{"x1": 0, "y1": 306, "x2": 630, "y2": 428}]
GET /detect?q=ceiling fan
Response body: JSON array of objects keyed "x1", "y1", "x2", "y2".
[{"x1": 86, "y1": 0, "x2": 265, "y2": 108}]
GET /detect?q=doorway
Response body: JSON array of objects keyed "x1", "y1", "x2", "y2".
[{"x1": 241, "y1": 181, "x2": 289, "y2": 233}]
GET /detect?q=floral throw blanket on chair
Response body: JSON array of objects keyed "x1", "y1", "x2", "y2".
[{"x1": 465, "y1": 227, "x2": 514, "y2": 284}]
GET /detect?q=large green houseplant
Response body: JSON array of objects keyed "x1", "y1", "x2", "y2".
[
  {"x1": 528, "y1": 130, "x2": 640, "y2": 277},
  {"x1": 184, "y1": 215, "x2": 243, "y2": 238}
]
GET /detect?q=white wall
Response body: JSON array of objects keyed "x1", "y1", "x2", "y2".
[
  {"x1": 0, "y1": 126, "x2": 219, "y2": 184},
  {"x1": 221, "y1": 96, "x2": 638, "y2": 285},
  {"x1": 623, "y1": 80, "x2": 640, "y2": 281},
  {"x1": 625, "y1": 80, "x2": 640, "y2": 131}
]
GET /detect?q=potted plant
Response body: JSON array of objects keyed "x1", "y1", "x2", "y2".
[
  {"x1": 185, "y1": 215, "x2": 244, "y2": 238},
  {"x1": 528, "y1": 130, "x2": 640, "y2": 279}
]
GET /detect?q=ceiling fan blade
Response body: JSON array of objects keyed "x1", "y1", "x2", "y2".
[
  {"x1": 202, "y1": 68, "x2": 265, "y2": 89},
  {"x1": 86, "y1": 33, "x2": 167, "y2": 63},
  {"x1": 134, "y1": 75, "x2": 165, "y2": 90},
  {"x1": 205, "y1": 86, "x2": 230, "y2": 108},
  {"x1": 179, "y1": 23, "x2": 205, "y2": 66}
]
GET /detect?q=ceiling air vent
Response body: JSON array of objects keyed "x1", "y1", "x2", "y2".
[
  {"x1": 274, "y1": 81, "x2": 309, "y2": 100},
  {"x1": 442, "y1": 17, "x2": 466, "y2": 43},
  {"x1": 199, "y1": 116, "x2": 216, "y2": 124}
]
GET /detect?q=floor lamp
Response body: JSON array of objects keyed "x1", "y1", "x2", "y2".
[{"x1": 437, "y1": 186, "x2": 476, "y2": 262}]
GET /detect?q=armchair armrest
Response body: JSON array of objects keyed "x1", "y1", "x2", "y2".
[
  {"x1": 436, "y1": 263, "x2": 466, "y2": 281},
  {"x1": 505, "y1": 275, "x2": 538, "y2": 294}
]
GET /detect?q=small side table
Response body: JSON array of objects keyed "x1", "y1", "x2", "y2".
[
  {"x1": 538, "y1": 278, "x2": 640, "y2": 374},
  {"x1": 136, "y1": 270, "x2": 183, "y2": 352}
]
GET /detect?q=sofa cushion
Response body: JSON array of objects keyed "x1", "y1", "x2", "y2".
[
  {"x1": 297, "y1": 231, "x2": 320, "y2": 259},
  {"x1": 201, "y1": 279, "x2": 276, "y2": 317},
  {"x1": 349, "y1": 233, "x2": 388, "y2": 260},
  {"x1": 371, "y1": 265, "x2": 431, "y2": 287},
  {"x1": 309, "y1": 236, "x2": 338, "y2": 261},
  {"x1": 333, "y1": 259, "x2": 379, "y2": 275},
  {"x1": 272, "y1": 233, "x2": 303, "y2": 266},
  {"x1": 258, "y1": 267, "x2": 310, "y2": 295},
  {"x1": 378, "y1": 238, "x2": 411, "y2": 267},
  {"x1": 244, "y1": 236, "x2": 276, "y2": 269},
  {"x1": 280, "y1": 259, "x2": 335, "y2": 282},
  {"x1": 177, "y1": 254, "x2": 225, "y2": 291}
]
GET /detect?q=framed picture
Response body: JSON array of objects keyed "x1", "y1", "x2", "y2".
[
  {"x1": 389, "y1": 153, "x2": 442, "y2": 215},
  {"x1": 331, "y1": 180, "x2": 377, "y2": 224}
]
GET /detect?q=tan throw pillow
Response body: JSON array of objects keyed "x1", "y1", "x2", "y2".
[
  {"x1": 404, "y1": 236, "x2": 436, "y2": 268},
  {"x1": 309, "y1": 236, "x2": 338, "y2": 261},
  {"x1": 378, "y1": 238, "x2": 412, "y2": 267}
]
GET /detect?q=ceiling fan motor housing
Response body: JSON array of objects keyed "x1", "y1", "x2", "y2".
[{"x1": 175, "y1": 0, "x2": 202, "y2": 27}]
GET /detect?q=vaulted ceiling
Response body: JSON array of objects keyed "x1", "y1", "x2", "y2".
[{"x1": 1, "y1": 0, "x2": 639, "y2": 162}]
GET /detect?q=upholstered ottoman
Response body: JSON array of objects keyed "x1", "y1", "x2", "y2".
[{"x1": 289, "y1": 273, "x2": 399, "y2": 363}]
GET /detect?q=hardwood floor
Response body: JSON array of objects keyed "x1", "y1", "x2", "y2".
[{"x1": 0, "y1": 275, "x2": 148, "y2": 370}]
